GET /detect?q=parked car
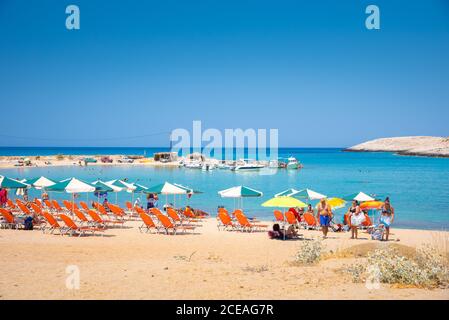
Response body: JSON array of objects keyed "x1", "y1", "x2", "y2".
[
  {"x1": 118, "y1": 157, "x2": 134, "y2": 163},
  {"x1": 83, "y1": 157, "x2": 97, "y2": 164},
  {"x1": 101, "y1": 156, "x2": 113, "y2": 163}
]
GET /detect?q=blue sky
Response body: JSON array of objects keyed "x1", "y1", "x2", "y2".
[{"x1": 0, "y1": 0, "x2": 448, "y2": 147}]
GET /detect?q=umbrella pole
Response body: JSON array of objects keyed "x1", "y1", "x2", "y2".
[{"x1": 71, "y1": 193, "x2": 74, "y2": 217}]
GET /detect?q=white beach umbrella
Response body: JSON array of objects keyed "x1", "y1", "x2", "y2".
[
  {"x1": 23, "y1": 176, "x2": 56, "y2": 189},
  {"x1": 350, "y1": 192, "x2": 375, "y2": 202},
  {"x1": 218, "y1": 186, "x2": 263, "y2": 210},
  {"x1": 290, "y1": 188, "x2": 327, "y2": 201},
  {"x1": 46, "y1": 178, "x2": 96, "y2": 193}
]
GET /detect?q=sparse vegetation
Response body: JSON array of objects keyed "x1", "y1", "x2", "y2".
[
  {"x1": 56, "y1": 154, "x2": 64, "y2": 161},
  {"x1": 343, "y1": 245, "x2": 449, "y2": 288},
  {"x1": 242, "y1": 265, "x2": 269, "y2": 273},
  {"x1": 294, "y1": 238, "x2": 323, "y2": 265}
]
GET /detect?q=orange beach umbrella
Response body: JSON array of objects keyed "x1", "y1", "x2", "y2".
[{"x1": 360, "y1": 201, "x2": 384, "y2": 210}]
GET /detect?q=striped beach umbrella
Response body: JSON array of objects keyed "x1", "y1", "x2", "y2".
[
  {"x1": 146, "y1": 182, "x2": 188, "y2": 195},
  {"x1": 218, "y1": 186, "x2": 263, "y2": 211},
  {"x1": 46, "y1": 178, "x2": 95, "y2": 193},
  {"x1": 343, "y1": 192, "x2": 375, "y2": 202},
  {"x1": 23, "y1": 176, "x2": 56, "y2": 189},
  {"x1": 0, "y1": 176, "x2": 29, "y2": 189},
  {"x1": 107, "y1": 179, "x2": 136, "y2": 192},
  {"x1": 290, "y1": 188, "x2": 327, "y2": 201},
  {"x1": 218, "y1": 186, "x2": 263, "y2": 198},
  {"x1": 91, "y1": 180, "x2": 115, "y2": 193},
  {"x1": 274, "y1": 188, "x2": 299, "y2": 197}
]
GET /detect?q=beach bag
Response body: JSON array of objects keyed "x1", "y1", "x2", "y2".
[
  {"x1": 24, "y1": 217, "x2": 33, "y2": 230},
  {"x1": 371, "y1": 226, "x2": 384, "y2": 240}
]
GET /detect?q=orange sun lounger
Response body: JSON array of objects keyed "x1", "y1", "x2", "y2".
[
  {"x1": 303, "y1": 213, "x2": 319, "y2": 230},
  {"x1": 155, "y1": 213, "x2": 196, "y2": 235},
  {"x1": 285, "y1": 211, "x2": 299, "y2": 226},
  {"x1": 86, "y1": 209, "x2": 123, "y2": 228},
  {"x1": 63, "y1": 200, "x2": 79, "y2": 212},
  {"x1": 138, "y1": 211, "x2": 159, "y2": 233},
  {"x1": 217, "y1": 211, "x2": 236, "y2": 231},
  {"x1": 41, "y1": 211, "x2": 64, "y2": 234},
  {"x1": 273, "y1": 210, "x2": 285, "y2": 223},
  {"x1": 235, "y1": 212, "x2": 267, "y2": 232},
  {"x1": 0, "y1": 208, "x2": 22, "y2": 229},
  {"x1": 52, "y1": 200, "x2": 64, "y2": 212},
  {"x1": 79, "y1": 201, "x2": 90, "y2": 212},
  {"x1": 59, "y1": 214, "x2": 105, "y2": 237},
  {"x1": 6, "y1": 199, "x2": 17, "y2": 210},
  {"x1": 73, "y1": 209, "x2": 92, "y2": 226}
]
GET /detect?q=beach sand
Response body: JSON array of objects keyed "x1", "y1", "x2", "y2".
[
  {"x1": 0, "y1": 155, "x2": 179, "y2": 169},
  {"x1": 0, "y1": 218, "x2": 448, "y2": 300}
]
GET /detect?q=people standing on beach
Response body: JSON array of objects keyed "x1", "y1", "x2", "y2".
[
  {"x1": 146, "y1": 193, "x2": 156, "y2": 210},
  {"x1": 306, "y1": 204, "x2": 314, "y2": 216},
  {"x1": 134, "y1": 197, "x2": 141, "y2": 208},
  {"x1": 317, "y1": 198, "x2": 332, "y2": 238},
  {"x1": 347, "y1": 200, "x2": 364, "y2": 239},
  {"x1": 42, "y1": 191, "x2": 49, "y2": 201},
  {"x1": 380, "y1": 197, "x2": 395, "y2": 241},
  {"x1": 0, "y1": 188, "x2": 8, "y2": 207},
  {"x1": 103, "y1": 198, "x2": 111, "y2": 211}
]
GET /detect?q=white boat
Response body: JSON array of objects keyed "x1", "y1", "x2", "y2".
[
  {"x1": 286, "y1": 157, "x2": 301, "y2": 170},
  {"x1": 231, "y1": 159, "x2": 266, "y2": 171},
  {"x1": 201, "y1": 163, "x2": 216, "y2": 171},
  {"x1": 184, "y1": 161, "x2": 202, "y2": 169}
]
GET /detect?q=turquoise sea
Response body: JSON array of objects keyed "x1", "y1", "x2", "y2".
[{"x1": 1, "y1": 147, "x2": 448, "y2": 230}]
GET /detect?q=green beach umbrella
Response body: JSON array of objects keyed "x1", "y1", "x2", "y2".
[
  {"x1": 91, "y1": 180, "x2": 115, "y2": 193},
  {"x1": 107, "y1": 179, "x2": 136, "y2": 192},
  {"x1": 218, "y1": 185, "x2": 263, "y2": 210},
  {"x1": 131, "y1": 183, "x2": 148, "y2": 193},
  {"x1": 343, "y1": 192, "x2": 375, "y2": 202},
  {"x1": 274, "y1": 188, "x2": 299, "y2": 197},
  {"x1": 24, "y1": 176, "x2": 56, "y2": 189},
  {"x1": 218, "y1": 186, "x2": 263, "y2": 198},
  {"x1": 173, "y1": 183, "x2": 202, "y2": 195},
  {"x1": 46, "y1": 178, "x2": 96, "y2": 193},
  {"x1": 0, "y1": 176, "x2": 29, "y2": 189},
  {"x1": 145, "y1": 182, "x2": 188, "y2": 195},
  {"x1": 290, "y1": 188, "x2": 327, "y2": 201}
]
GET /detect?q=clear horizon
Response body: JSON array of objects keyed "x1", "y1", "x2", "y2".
[{"x1": 1, "y1": 0, "x2": 448, "y2": 147}]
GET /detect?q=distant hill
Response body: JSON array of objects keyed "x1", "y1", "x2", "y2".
[{"x1": 345, "y1": 136, "x2": 449, "y2": 158}]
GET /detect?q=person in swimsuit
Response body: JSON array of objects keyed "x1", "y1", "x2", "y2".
[
  {"x1": 380, "y1": 197, "x2": 395, "y2": 241},
  {"x1": 347, "y1": 200, "x2": 364, "y2": 239},
  {"x1": 317, "y1": 198, "x2": 332, "y2": 238}
]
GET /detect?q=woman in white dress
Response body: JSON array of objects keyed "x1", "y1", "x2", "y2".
[{"x1": 348, "y1": 200, "x2": 365, "y2": 239}]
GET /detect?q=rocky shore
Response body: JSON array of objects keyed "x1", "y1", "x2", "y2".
[{"x1": 346, "y1": 136, "x2": 449, "y2": 158}]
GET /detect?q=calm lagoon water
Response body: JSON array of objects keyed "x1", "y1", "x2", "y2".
[{"x1": 1, "y1": 148, "x2": 448, "y2": 230}]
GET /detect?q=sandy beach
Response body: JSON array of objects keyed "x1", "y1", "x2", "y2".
[
  {"x1": 0, "y1": 218, "x2": 448, "y2": 300},
  {"x1": 0, "y1": 155, "x2": 179, "y2": 169}
]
